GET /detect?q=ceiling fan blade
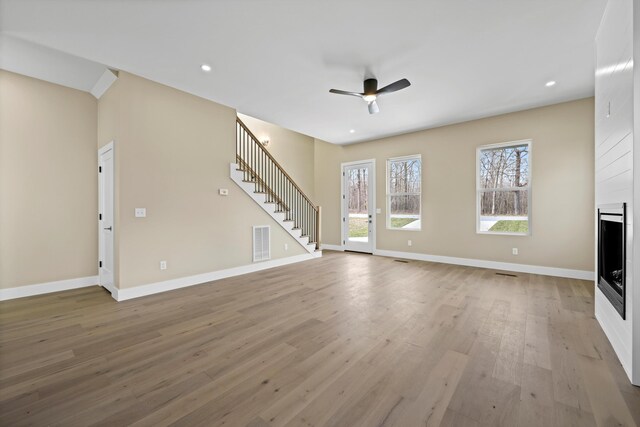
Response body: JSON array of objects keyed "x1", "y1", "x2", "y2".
[
  {"x1": 368, "y1": 100, "x2": 379, "y2": 114},
  {"x1": 329, "y1": 89, "x2": 363, "y2": 98},
  {"x1": 376, "y1": 78, "x2": 411, "y2": 95}
]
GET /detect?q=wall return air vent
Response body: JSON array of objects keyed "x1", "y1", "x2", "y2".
[{"x1": 253, "y1": 225, "x2": 271, "y2": 262}]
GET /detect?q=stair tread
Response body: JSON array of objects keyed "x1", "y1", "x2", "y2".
[{"x1": 233, "y1": 162, "x2": 318, "y2": 255}]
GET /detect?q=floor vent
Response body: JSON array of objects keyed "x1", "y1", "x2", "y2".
[
  {"x1": 394, "y1": 259, "x2": 409, "y2": 263},
  {"x1": 496, "y1": 272, "x2": 517, "y2": 277},
  {"x1": 253, "y1": 225, "x2": 271, "y2": 262}
]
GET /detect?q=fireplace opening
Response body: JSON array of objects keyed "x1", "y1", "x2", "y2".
[{"x1": 598, "y1": 203, "x2": 626, "y2": 319}]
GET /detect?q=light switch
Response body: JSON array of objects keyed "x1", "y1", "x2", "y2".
[
  {"x1": 219, "y1": 188, "x2": 229, "y2": 196},
  {"x1": 376, "y1": 208, "x2": 381, "y2": 214},
  {"x1": 135, "y1": 208, "x2": 146, "y2": 218}
]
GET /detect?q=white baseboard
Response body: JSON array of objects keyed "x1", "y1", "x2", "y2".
[
  {"x1": 320, "y1": 244, "x2": 344, "y2": 251},
  {"x1": 0, "y1": 275, "x2": 99, "y2": 301},
  {"x1": 116, "y1": 252, "x2": 320, "y2": 301},
  {"x1": 372, "y1": 249, "x2": 594, "y2": 280}
]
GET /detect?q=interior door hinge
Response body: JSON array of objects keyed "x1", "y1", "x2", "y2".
[
  {"x1": 99, "y1": 261, "x2": 102, "y2": 268},
  {"x1": 99, "y1": 166, "x2": 102, "y2": 173},
  {"x1": 99, "y1": 213, "x2": 102, "y2": 220}
]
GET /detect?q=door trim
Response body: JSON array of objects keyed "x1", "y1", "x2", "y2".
[
  {"x1": 98, "y1": 141, "x2": 115, "y2": 294},
  {"x1": 341, "y1": 159, "x2": 376, "y2": 253}
]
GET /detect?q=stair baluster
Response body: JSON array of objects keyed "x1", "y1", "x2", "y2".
[{"x1": 235, "y1": 117, "x2": 320, "y2": 250}]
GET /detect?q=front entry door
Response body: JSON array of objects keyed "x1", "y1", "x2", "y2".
[{"x1": 343, "y1": 161, "x2": 375, "y2": 253}]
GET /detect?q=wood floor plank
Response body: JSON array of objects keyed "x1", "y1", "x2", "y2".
[
  {"x1": 391, "y1": 349, "x2": 468, "y2": 427},
  {"x1": 0, "y1": 251, "x2": 637, "y2": 426},
  {"x1": 578, "y1": 354, "x2": 637, "y2": 427},
  {"x1": 523, "y1": 312, "x2": 552, "y2": 370},
  {"x1": 517, "y1": 363, "x2": 555, "y2": 426},
  {"x1": 492, "y1": 308, "x2": 526, "y2": 385}
]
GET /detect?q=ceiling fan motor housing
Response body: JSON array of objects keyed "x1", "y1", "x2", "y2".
[{"x1": 364, "y1": 78, "x2": 378, "y2": 95}]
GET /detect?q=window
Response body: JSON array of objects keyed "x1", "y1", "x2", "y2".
[
  {"x1": 477, "y1": 140, "x2": 531, "y2": 235},
  {"x1": 387, "y1": 155, "x2": 421, "y2": 230}
]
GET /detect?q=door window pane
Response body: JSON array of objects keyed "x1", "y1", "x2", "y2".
[{"x1": 347, "y1": 167, "x2": 369, "y2": 242}]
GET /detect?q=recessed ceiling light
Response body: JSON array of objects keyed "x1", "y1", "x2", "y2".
[
  {"x1": 201, "y1": 64, "x2": 212, "y2": 72},
  {"x1": 349, "y1": 129, "x2": 355, "y2": 134},
  {"x1": 545, "y1": 80, "x2": 556, "y2": 87}
]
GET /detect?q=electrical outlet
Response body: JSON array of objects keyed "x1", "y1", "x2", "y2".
[
  {"x1": 135, "y1": 208, "x2": 146, "y2": 218},
  {"x1": 284, "y1": 243, "x2": 288, "y2": 251},
  {"x1": 512, "y1": 248, "x2": 518, "y2": 255},
  {"x1": 160, "y1": 260, "x2": 167, "y2": 270},
  {"x1": 219, "y1": 188, "x2": 229, "y2": 196},
  {"x1": 408, "y1": 240, "x2": 412, "y2": 247}
]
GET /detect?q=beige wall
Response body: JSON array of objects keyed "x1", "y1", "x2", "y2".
[
  {"x1": 0, "y1": 70, "x2": 98, "y2": 288},
  {"x1": 99, "y1": 72, "x2": 305, "y2": 290},
  {"x1": 1, "y1": 66, "x2": 595, "y2": 292},
  {"x1": 317, "y1": 98, "x2": 595, "y2": 271},
  {"x1": 313, "y1": 138, "x2": 343, "y2": 246},
  {"x1": 237, "y1": 113, "x2": 315, "y2": 198}
]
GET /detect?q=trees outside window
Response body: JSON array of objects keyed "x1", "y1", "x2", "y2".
[
  {"x1": 387, "y1": 155, "x2": 421, "y2": 230},
  {"x1": 477, "y1": 141, "x2": 531, "y2": 234}
]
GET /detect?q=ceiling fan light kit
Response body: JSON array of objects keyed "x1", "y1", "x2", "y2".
[{"x1": 330, "y1": 77, "x2": 411, "y2": 114}]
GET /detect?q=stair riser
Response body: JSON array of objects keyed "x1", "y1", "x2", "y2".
[{"x1": 230, "y1": 163, "x2": 316, "y2": 254}]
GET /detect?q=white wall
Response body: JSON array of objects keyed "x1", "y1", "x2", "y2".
[
  {"x1": 633, "y1": 0, "x2": 640, "y2": 387},
  {"x1": 595, "y1": 0, "x2": 637, "y2": 384}
]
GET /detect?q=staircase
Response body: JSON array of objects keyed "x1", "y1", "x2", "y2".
[{"x1": 230, "y1": 117, "x2": 321, "y2": 255}]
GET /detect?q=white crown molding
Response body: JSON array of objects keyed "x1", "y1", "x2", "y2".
[
  {"x1": 115, "y1": 252, "x2": 320, "y2": 301},
  {"x1": 90, "y1": 68, "x2": 118, "y2": 99},
  {"x1": 0, "y1": 275, "x2": 98, "y2": 301}
]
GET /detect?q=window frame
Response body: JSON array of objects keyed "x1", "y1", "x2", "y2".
[
  {"x1": 386, "y1": 154, "x2": 422, "y2": 231},
  {"x1": 476, "y1": 139, "x2": 532, "y2": 236}
]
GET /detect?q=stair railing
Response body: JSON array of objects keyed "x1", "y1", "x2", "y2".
[{"x1": 236, "y1": 117, "x2": 321, "y2": 250}]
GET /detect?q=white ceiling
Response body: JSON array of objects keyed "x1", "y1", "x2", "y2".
[{"x1": 0, "y1": 0, "x2": 606, "y2": 144}]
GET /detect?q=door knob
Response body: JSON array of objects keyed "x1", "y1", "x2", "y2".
[{"x1": 104, "y1": 226, "x2": 112, "y2": 231}]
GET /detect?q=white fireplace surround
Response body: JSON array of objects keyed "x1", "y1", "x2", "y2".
[{"x1": 594, "y1": 0, "x2": 640, "y2": 385}]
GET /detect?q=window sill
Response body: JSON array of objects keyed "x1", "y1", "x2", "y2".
[
  {"x1": 476, "y1": 231, "x2": 530, "y2": 236},
  {"x1": 387, "y1": 227, "x2": 422, "y2": 232}
]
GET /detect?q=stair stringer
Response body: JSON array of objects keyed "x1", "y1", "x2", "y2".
[{"x1": 230, "y1": 163, "x2": 321, "y2": 256}]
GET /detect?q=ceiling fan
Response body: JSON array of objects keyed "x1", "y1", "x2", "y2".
[{"x1": 329, "y1": 77, "x2": 411, "y2": 114}]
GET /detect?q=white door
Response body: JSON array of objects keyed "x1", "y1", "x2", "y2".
[
  {"x1": 98, "y1": 142, "x2": 115, "y2": 293},
  {"x1": 343, "y1": 161, "x2": 375, "y2": 253}
]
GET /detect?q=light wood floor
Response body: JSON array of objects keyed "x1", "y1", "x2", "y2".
[{"x1": 1, "y1": 251, "x2": 639, "y2": 427}]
